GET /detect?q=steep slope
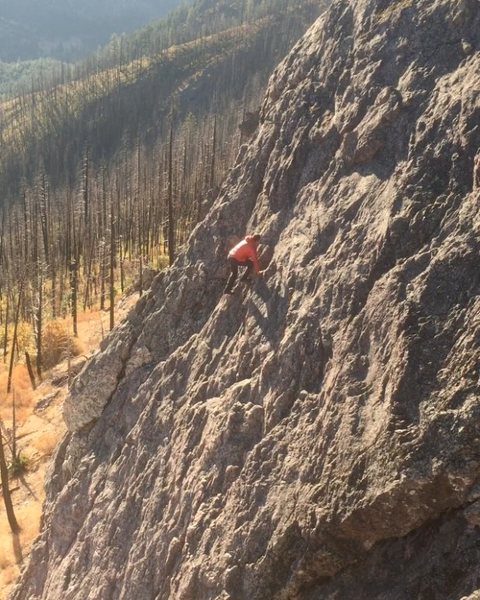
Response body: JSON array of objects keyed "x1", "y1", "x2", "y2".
[{"x1": 11, "y1": 0, "x2": 480, "y2": 598}]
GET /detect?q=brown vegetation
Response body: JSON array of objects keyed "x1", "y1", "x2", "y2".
[{"x1": 41, "y1": 320, "x2": 83, "y2": 370}]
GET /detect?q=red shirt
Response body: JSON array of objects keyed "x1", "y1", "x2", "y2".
[{"x1": 229, "y1": 236, "x2": 260, "y2": 273}]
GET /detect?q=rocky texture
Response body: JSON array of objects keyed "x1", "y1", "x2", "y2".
[{"x1": 11, "y1": 0, "x2": 480, "y2": 598}]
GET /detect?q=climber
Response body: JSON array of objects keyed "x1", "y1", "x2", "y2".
[{"x1": 224, "y1": 233, "x2": 263, "y2": 294}]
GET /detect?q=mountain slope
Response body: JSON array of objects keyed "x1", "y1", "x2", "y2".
[
  {"x1": 0, "y1": 3, "x2": 320, "y2": 194},
  {"x1": 11, "y1": 0, "x2": 480, "y2": 599},
  {"x1": 0, "y1": 0, "x2": 184, "y2": 61}
]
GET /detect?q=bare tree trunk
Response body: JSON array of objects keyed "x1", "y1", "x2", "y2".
[
  {"x1": 71, "y1": 231, "x2": 79, "y2": 338},
  {"x1": 39, "y1": 174, "x2": 49, "y2": 266},
  {"x1": 138, "y1": 196, "x2": 143, "y2": 297},
  {"x1": 70, "y1": 257, "x2": 78, "y2": 337},
  {"x1": 83, "y1": 148, "x2": 90, "y2": 226},
  {"x1": 100, "y1": 242, "x2": 106, "y2": 310},
  {"x1": 67, "y1": 345, "x2": 72, "y2": 389},
  {"x1": 0, "y1": 427, "x2": 20, "y2": 533},
  {"x1": 83, "y1": 247, "x2": 94, "y2": 311},
  {"x1": 210, "y1": 115, "x2": 217, "y2": 191},
  {"x1": 67, "y1": 191, "x2": 79, "y2": 337},
  {"x1": 3, "y1": 296, "x2": 8, "y2": 364},
  {"x1": 36, "y1": 266, "x2": 43, "y2": 377},
  {"x1": 109, "y1": 192, "x2": 115, "y2": 331},
  {"x1": 168, "y1": 124, "x2": 175, "y2": 266},
  {"x1": 12, "y1": 389, "x2": 16, "y2": 462},
  {"x1": 51, "y1": 255, "x2": 57, "y2": 319},
  {"x1": 120, "y1": 245, "x2": 125, "y2": 295},
  {"x1": 25, "y1": 352, "x2": 36, "y2": 390},
  {"x1": 58, "y1": 267, "x2": 65, "y2": 318},
  {"x1": 100, "y1": 167, "x2": 108, "y2": 310},
  {"x1": 7, "y1": 284, "x2": 23, "y2": 395}
]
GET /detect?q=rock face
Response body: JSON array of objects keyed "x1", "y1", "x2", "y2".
[{"x1": 11, "y1": 0, "x2": 480, "y2": 599}]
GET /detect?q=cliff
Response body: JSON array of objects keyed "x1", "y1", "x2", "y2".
[{"x1": 11, "y1": 0, "x2": 480, "y2": 598}]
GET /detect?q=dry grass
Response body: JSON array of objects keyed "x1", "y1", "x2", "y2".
[
  {"x1": 76, "y1": 310, "x2": 109, "y2": 347},
  {"x1": 0, "y1": 502, "x2": 43, "y2": 599},
  {"x1": 0, "y1": 365, "x2": 34, "y2": 422},
  {"x1": 41, "y1": 319, "x2": 84, "y2": 369},
  {"x1": 0, "y1": 565, "x2": 18, "y2": 594},
  {"x1": 0, "y1": 503, "x2": 42, "y2": 548},
  {"x1": 0, "y1": 540, "x2": 11, "y2": 569},
  {"x1": 32, "y1": 431, "x2": 59, "y2": 456},
  {"x1": 16, "y1": 503, "x2": 43, "y2": 544}
]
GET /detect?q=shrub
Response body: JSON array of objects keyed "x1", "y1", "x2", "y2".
[
  {"x1": 41, "y1": 320, "x2": 82, "y2": 369},
  {"x1": 16, "y1": 321, "x2": 35, "y2": 355},
  {"x1": 8, "y1": 452, "x2": 30, "y2": 478}
]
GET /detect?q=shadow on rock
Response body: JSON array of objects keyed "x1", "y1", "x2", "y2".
[{"x1": 247, "y1": 279, "x2": 287, "y2": 345}]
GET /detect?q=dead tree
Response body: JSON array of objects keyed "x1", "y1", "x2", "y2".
[
  {"x1": 36, "y1": 264, "x2": 44, "y2": 377},
  {"x1": 7, "y1": 283, "x2": 23, "y2": 395},
  {"x1": 109, "y1": 189, "x2": 116, "y2": 331},
  {"x1": 0, "y1": 426, "x2": 20, "y2": 533},
  {"x1": 167, "y1": 124, "x2": 176, "y2": 266}
]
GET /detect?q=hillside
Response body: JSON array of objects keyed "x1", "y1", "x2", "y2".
[
  {"x1": 0, "y1": 0, "x2": 184, "y2": 61},
  {"x1": 0, "y1": 15, "x2": 305, "y2": 190},
  {"x1": 9, "y1": 0, "x2": 480, "y2": 599},
  {"x1": 0, "y1": 1, "x2": 321, "y2": 190}
]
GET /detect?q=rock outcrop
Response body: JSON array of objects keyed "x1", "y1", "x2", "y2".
[{"x1": 11, "y1": 0, "x2": 480, "y2": 598}]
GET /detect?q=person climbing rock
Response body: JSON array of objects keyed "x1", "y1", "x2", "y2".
[{"x1": 224, "y1": 233, "x2": 263, "y2": 294}]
